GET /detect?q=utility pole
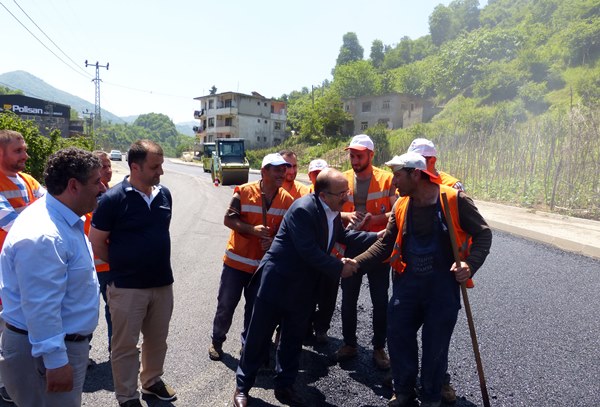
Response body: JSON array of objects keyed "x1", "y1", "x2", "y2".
[
  {"x1": 85, "y1": 60, "x2": 109, "y2": 131},
  {"x1": 82, "y1": 109, "x2": 95, "y2": 140}
]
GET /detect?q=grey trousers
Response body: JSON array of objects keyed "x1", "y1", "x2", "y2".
[{"x1": 0, "y1": 328, "x2": 90, "y2": 407}]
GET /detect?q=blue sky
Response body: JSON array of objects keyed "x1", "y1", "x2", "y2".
[{"x1": 1, "y1": 0, "x2": 487, "y2": 123}]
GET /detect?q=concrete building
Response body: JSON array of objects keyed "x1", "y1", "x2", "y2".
[
  {"x1": 193, "y1": 91, "x2": 287, "y2": 150},
  {"x1": 342, "y1": 93, "x2": 441, "y2": 134}
]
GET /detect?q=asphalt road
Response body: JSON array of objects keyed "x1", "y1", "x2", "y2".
[{"x1": 11, "y1": 161, "x2": 596, "y2": 407}]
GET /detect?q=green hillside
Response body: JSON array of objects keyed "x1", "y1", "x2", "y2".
[
  {"x1": 277, "y1": 0, "x2": 600, "y2": 219},
  {"x1": 0, "y1": 71, "x2": 125, "y2": 124}
]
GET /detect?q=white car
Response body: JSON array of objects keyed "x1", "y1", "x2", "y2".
[{"x1": 110, "y1": 150, "x2": 122, "y2": 161}]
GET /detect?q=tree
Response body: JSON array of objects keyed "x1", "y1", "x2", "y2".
[
  {"x1": 0, "y1": 86, "x2": 23, "y2": 95},
  {"x1": 370, "y1": 40, "x2": 385, "y2": 69},
  {"x1": 335, "y1": 32, "x2": 364, "y2": 67},
  {"x1": 209, "y1": 85, "x2": 217, "y2": 95},
  {"x1": 450, "y1": 0, "x2": 480, "y2": 32},
  {"x1": 429, "y1": 4, "x2": 454, "y2": 46},
  {"x1": 332, "y1": 60, "x2": 381, "y2": 99}
]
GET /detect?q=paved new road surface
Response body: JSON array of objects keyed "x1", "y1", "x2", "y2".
[{"x1": 6, "y1": 160, "x2": 596, "y2": 407}]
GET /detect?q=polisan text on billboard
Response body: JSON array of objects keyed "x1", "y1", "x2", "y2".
[{"x1": 9, "y1": 104, "x2": 45, "y2": 115}]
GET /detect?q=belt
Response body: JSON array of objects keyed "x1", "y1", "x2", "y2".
[{"x1": 5, "y1": 323, "x2": 92, "y2": 342}]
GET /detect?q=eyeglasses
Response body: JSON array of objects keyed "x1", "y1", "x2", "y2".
[{"x1": 324, "y1": 189, "x2": 350, "y2": 199}]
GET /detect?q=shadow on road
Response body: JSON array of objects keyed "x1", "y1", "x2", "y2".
[{"x1": 83, "y1": 360, "x2": 114, "y2": 393}]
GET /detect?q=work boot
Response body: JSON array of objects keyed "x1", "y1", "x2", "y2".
[
  {"x1": 335, "y1": 344, "x2": 357, "y2": 362},
  {"x1": 373, "y1": 347, "x2": 390, "y2": 370},
  {"x1": 387, "y1": 391, "x2": 418, "y2": 407},
  {"x1": 208, "y1": 342, "x2": 223, "y2": 361},
  {"x1": 314, "y1": 331, "x2": 328, "y2": 345},
  {"x1": 441, "y1": 382, "x2": 457, "y2": 404}
]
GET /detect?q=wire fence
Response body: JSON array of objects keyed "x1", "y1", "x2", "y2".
[{"x1": 435, "y1": 107, "x2": 600, "y2": 219}]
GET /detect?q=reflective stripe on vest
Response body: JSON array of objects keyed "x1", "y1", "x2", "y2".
[
  {"x1": 225, "y1": 250, "x2": 261, "y2": 268},
  {"x1": 94, "y1": 258, "x2": 110, "y2": 272},
  {"x1": 342, "y1": 167, "x2": 393, "y2": 232},
  {"x1": 223, "y1": 181, "x2": 294, "y2": 273},
  {"x1": 240, "y1": 204, "x2": 287, "y2": 217},
  {"x1": 0, "y1": 172, "x2": 40, "y2": 248}
]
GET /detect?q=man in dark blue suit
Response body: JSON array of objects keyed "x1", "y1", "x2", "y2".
[{"x1": 233, "y1": 168, "x2": 378, "y2": 407}]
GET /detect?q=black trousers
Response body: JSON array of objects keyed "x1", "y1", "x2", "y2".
[{"x1": 236, "y1": 295, "x2": 313, "y2": 392}]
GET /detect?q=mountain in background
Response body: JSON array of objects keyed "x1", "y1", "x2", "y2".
[
  {"x1": 0, "y1": 70, "x2": 125, "y2": 124},
  {"x1": 0, "y1": 71, "x2": 196, "y2": 135},
  {"x1": 120, "y1": 114, "x2": 194, "y2": 136},
  {"x1": 120, "y1": 115, "x2": 138, "y2": 124},
  {"x1": 175, "y1": 121, "x2": 196, "y2": 137}
]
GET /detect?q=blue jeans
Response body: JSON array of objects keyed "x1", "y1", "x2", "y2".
[
  {"x1": 340, "y1": 260, "x2": 390, "y2": 348},
  {"x1": 211, "y1": 264, "x2": 255, "y2": 346},
  {"x1": 97, "y1": 271, "x2": 113, "y2": 351}
]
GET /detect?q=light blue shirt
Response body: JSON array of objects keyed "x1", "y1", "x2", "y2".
[{"x1": 0, "y1": 194, "x2": 99, "y2": 369}]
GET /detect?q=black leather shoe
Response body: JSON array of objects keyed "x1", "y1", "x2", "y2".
[
  {"x1": 233, "y1": 388, "x2": 248, "y2": 407},
  {"x1": 274, "y1": 386, "x2": 306, "y2": 406}
]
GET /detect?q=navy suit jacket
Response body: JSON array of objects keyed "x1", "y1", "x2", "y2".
[{"x1": 255, "y1": 193, "x2": 376, "y2": 310}]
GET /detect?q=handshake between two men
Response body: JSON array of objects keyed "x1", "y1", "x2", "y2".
[
  {"x1": 340, "y1": 227, "x2": 386, "y2": 278},
  {"x1": 341, "y1": 257, "x2": 359, "y2": 278}
]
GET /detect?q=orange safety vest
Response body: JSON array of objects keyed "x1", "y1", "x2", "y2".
[
  {"x1": 0, "y1": 172, "x2": 41, "y2": 248},
  {"x1": 83, "y1": 180, "x2": 110, "y2": 272},
  {"x1": 342, "y1": 166, "x2": 394, "y2": 232},
  {"x1": 223, "y1": 181, "x2": 294, "y2": 274},
  {"x1": 439, "y1": 171, "x2": 460, "y2": 189},
  {"x1": 283, "y1": 180, "x2": 310, "y2": 200},
  {"x1": 389, "y1": 185, "x2": 474, "y2": 287}
]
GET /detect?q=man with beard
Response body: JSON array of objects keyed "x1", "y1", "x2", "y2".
[
  {"x1": 0, "y1": 148, "x2": 104, "y2": 406},
  {"x1": 208, "y1": 153, "x2": 294, "y2": 362},
  {"x1": 0, "y1": 129, "x2": 46, "y2": 403},
  {"x1": 89, "y1": 140, "x2": 175, "y2": 407},
  {"x1": 336, "y1": 134, "x2": 397, "y2": 370},
  {"x1": 279, "y1": 150, "x2": 309, "y2": 199}
]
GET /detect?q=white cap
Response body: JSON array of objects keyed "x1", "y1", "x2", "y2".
[
  {"x1": 407, "y1": 138, "x2": 437, "y2": 157},
  {"x1": 345, "y1": 134, "x2": 374, "y2": 152},
  {"x1": 385, "y1": 152, "x2": 439, "y2": 180},
  {"x1": 308, "y1": 159, "x2": 328, "y2": 173},
  {"x1": 261, "y1": 153, "x2": 291, "y2": 169}
]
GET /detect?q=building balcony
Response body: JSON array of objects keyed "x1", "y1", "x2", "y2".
[
  {"x1": 193, "y1": 109, "x2": 205, "y2": 119},
  {"x1": 213, "y1": 107, "x2": 238, "y2": 116},
  {"x1": 215, "y1": 125, "x2": 235, "y2": 133}
]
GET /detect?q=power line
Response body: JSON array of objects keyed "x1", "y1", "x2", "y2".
[
  {"x1": 0, "y1": 0, "x2": 91, "y2": 80},
  {"x1": 11, "y1": 0, "x2": 91, "y2": 78},
  {"x1": 104, "y1": 81, "x2": 195, "y2": 100}
]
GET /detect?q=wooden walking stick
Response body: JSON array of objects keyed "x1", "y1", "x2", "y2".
[{"x1": 441, "y1": 192, "x2": 491, "y2": 407}]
